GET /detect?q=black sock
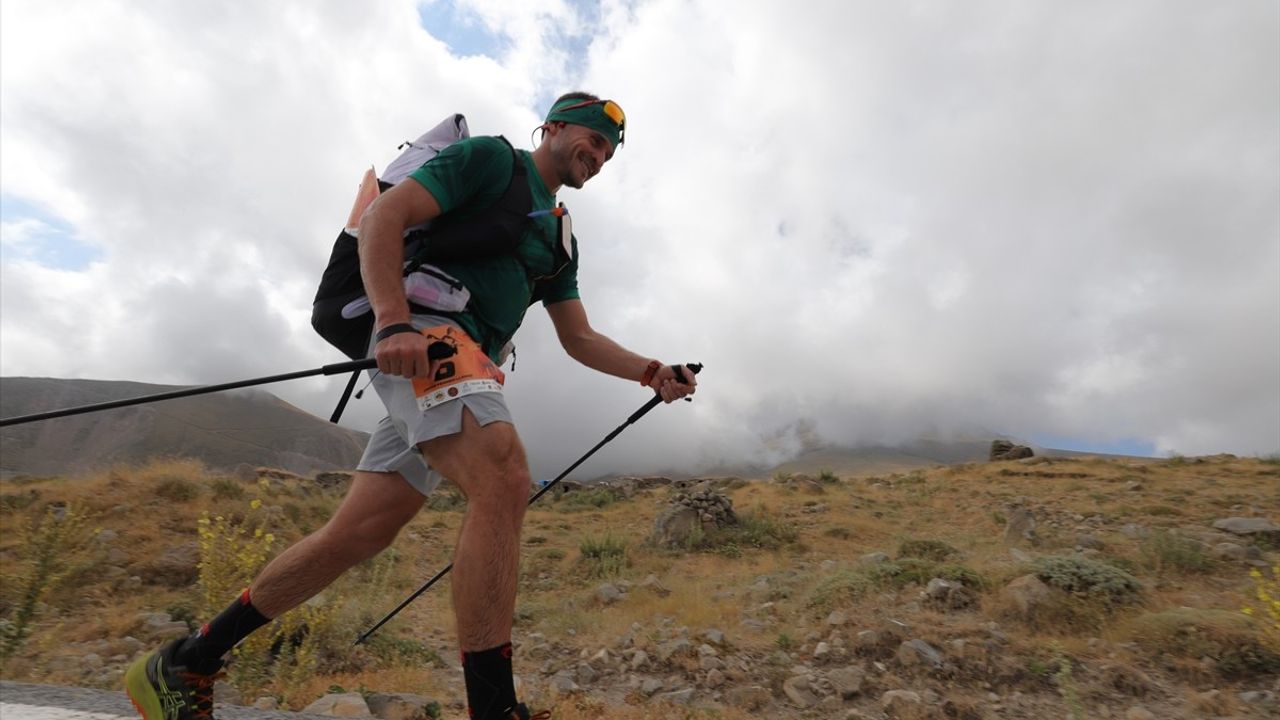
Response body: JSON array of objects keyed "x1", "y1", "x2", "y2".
[
  {"x1": 461, "y1": 642, "x2": 517, "y2": 719},
  {"x1": 174, "y1": 588, "x2": 271, "y2": 666}
]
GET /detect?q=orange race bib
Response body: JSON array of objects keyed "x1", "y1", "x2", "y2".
[{"x1": 409, "y1": 325, "x2": 506, "y2": 411}]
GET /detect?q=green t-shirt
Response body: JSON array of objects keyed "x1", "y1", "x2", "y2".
[{"x1": 408, "y1": 136, "x2": 580, "y2": 361}]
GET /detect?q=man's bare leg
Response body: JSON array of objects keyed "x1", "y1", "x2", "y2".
[
  {"x1": 249, "y1": 470, "x2": 427, "y2": 616},
  {"x1": 173, "y1": 471, "x2": 425, "y2": 665},
  {"x1": 419, "y1": 408, "x2": 531, "y2": 717}
]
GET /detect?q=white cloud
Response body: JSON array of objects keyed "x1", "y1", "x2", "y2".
[{"x1": 2, "y1": 0, "x2": 1277, "y2": 478}]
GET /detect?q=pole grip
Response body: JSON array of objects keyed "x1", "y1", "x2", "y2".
[{"x1": 321, "y1": 358, "x2": 378, "y2": 375}]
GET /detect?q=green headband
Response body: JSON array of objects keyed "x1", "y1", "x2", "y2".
[{"x1": 545, "y1": 98, "x2": 625, "y2": 150}]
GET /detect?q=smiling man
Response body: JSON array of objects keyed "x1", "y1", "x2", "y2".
[{"x1": 125, "y1": 93, "x2": 697, "y2": 720}]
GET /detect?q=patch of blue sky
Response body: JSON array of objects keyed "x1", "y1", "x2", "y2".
[
  {"x1": 0, "y1": 194, "x2": 101, "y2": 270},
  {"x1": 1027, "y1": 433, "x2": 1158, "y2": 458},
  {"x1": 417, "y1": 1, "x2": 508, "y2": 59}
]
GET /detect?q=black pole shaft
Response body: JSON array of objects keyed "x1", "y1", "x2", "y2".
[
  {"x1": 0, "y1": 359, "x2": 377, "y2": 428},
  {"x1": 353, "y1": 363, "x2": 701, "y2": 645}
]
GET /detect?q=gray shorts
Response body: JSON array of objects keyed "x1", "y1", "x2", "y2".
[{"x1": 355, "y1": 314, "x2": 513, "y2": 495}]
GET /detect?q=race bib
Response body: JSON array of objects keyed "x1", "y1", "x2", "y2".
[{"x1": 410, "y1": 325, "x2": 506, "y2": 411}]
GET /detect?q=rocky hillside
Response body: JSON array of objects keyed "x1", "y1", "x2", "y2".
[
  {"x1": 1, "y1": 454, "x2": 1277, "y2": 719},
  {"x1": 0, "y1": 377, "x2": 367, "y2": 477}
]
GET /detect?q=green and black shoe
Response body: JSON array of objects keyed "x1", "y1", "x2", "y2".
[{"x1": 124, "y1": 639, "x2": 225, "y2": 720}]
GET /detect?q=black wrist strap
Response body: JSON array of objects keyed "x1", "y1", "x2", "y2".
[{"x1": 375, "y1": 323, "x2": 418, "y2": 342}]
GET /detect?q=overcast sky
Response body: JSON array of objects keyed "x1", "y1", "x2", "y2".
[{"x1": 2, "y1": 0, "x2": 1277, "y2": 478}]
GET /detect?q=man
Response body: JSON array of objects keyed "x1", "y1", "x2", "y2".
[{"x1": 124, "y1": 92, "x2": 696, "y2": 720}]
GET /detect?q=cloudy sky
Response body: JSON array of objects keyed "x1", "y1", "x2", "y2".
[{"x1": 2, "y1": 0, "x2": 1277, "y2": 478}]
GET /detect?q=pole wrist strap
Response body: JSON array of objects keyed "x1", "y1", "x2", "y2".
[
  {"x1": 639, "y1": 360, "x2": 662, "y2": 386},
  {"x1": 376, "y1": 323, "x2": 419, "y2": 342}
]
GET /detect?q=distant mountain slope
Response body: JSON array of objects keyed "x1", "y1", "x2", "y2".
[{"x1": 0, "y1": 377, "x2": 368, "y2": 477}]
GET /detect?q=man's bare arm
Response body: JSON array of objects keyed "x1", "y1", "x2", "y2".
[
  {"x1": 546, "y1": 299, "x2": 696, "y2": 402},
  {"x1": 356, "y1": 180, "x2": 443, "y2": 377}
]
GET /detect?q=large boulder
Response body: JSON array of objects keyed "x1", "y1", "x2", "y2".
[
  {"x1": 1212, "y1": 517, "x2": 1280, "y2": 544},
  {"x1": 990, "y1": 440, "x2": 1033, "y2": 461},
  {"x1": 651, "y1": 506, "x2": 701, "y2": 548}
]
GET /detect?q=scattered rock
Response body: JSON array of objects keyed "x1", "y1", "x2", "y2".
[
  {"x1": 1001, "y1": 574, "x2": 1054, "y2": 619},
  {"x1": 860, "y1": 552, "x2": 890, "y2": 565},
  {"x1": 921, "y1": 577, "x2": 976, "y2": 611},
  {"x1": 549, "y1": 673, "x2": 580, "y2": 697},
  {"x1": 1003, "y1": 506, "x2": 1037, "y2": 546},
  {"x1": 1212, "y1": 542, "x2": 1250, "y2": 561},
  {"x1": 213, "y1": 680, "x2": 241, "y2": 706},
  {"x1": 1120, "y1": 523, "x2": 1149, "y2": 539},
  {"x1": 1213, "y1": 517, "x2": 1280, "y2": 543},
  {"x1": 724, "y1": 686, "x2": 771, "y2": 711},
  {"x1": 640, "y1": 678, "x2": 664, "y2": 696},
  {"x1": 1238, "y1": 690, "x2": 1277, "y2": 705},
  {"x1": 654, "y1": 687, "x2": 695, "y2": 705},
  {"x1": 595, "y1": 583, "x2": 623, "y2": 605},
  {"x1": 881, "y1": 689, "x2": 923, "y2": 717},
  {"x1": 638, "y1": 574, "x2": 670, "y2": 597},
  {"x1": 135, "y1": 542, "x2": 200, "y2": 587},
  {"x1": 252, "y1": 697, "x2": 279, "y2": 710},
  {"x1": 827, "y1": 666, "x2": 866, "y2": 699},
  {"x1": 1075, "y1": 533, "x2": 1104, "y2": 550},
  {"x1": 782, "y1": 675, "x2": 820, "y2": 708},
  {"x1": 365, "y1": 693, "x2": 436, "y2": 720},
  {"x1": 302, "y1": 693, "x2": 372, "y2": 717},
  {"x1": 896, "y1": 639, "x2": 944, "y2": 668}
]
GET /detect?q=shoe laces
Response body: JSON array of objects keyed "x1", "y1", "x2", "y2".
[{"x1": 177, "y1": 670, "x2": 225, "y2": 720}]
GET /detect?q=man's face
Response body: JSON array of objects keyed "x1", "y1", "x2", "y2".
[{"x1": 552, "y1": 122, "x2": 614, "y2": 189}]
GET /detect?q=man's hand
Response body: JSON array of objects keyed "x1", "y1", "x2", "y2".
[
  {"x1": 647, "y1": 364, "x2": 698, "y2": 403},
  {"x1": 375, "y1": 331, "x2": 435, "y2": 378}
]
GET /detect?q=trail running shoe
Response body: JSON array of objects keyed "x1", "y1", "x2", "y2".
[{"x1": 124, "y1": 639, "x2": 225, "y2": 720}]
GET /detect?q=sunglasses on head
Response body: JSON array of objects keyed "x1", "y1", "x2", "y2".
[{"x1": 556, "y1": 99, "x2": 626, "y2": 146}]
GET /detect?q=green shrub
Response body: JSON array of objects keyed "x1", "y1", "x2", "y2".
[
  {"x1": 0, "y1": 504, "x2": 96, "y2": 660},
  {"x1": 817, "y1": 469, "x2": 839, "y2": 483},
  {"x1": 558, "y1": 487, "x2": 620, "y2": 510},
  {"x1": 578, "y1": 534, "x2": 627, "y2": 579},
  {"x1": 1033, "y1": 555, "x2": 1142, "y2": 607},
  {"x1": 809, "y1": 570, "x2": 877, "y2": 609},
  {"x1": 867, "y1": 559, "x2": 986, "y2": 591},
  {"x1": 155, "y1": 477, "x2": 201, "y2": 502},
  {"x1": 0, "y1": 490, "x2": 39, "y2": 513},
  {"x1": 1140, "y1": 530, "x2": 1213, "y2": 574},
  {"x1": 897, "y1": 539, "x2": 960, "y2": 562},
  {"x1": 211, "y1": 478, "x2": 246, "y2": 501}
]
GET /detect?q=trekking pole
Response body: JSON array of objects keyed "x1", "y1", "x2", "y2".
[
  {"x1": 0, "y1": 359, "x2": 378, "y2": 428},
  {"x1": 353, "y1": 363, "x2": 703, "y2": 645}
]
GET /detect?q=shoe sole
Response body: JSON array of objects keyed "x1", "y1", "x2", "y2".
[{"x1": 123, "y1": 656, "x2": 164, "y2": 720}]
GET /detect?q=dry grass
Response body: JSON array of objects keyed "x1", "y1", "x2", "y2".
[{"x1": 1, "y1": 453, "x2": 1277, "y2": 718}]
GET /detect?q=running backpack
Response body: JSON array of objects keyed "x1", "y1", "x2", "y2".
[{"x1": 311, "y1": 113, "x2": 533, "y2": 360}]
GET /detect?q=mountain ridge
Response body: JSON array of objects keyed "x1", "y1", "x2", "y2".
[{"x1": 0, "y1": 377, "x2": 368, "y2": 478}]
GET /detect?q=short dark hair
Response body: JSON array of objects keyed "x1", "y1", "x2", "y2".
[{"x1": 551, "y1": 91, "x2": 600, "y2": 108}]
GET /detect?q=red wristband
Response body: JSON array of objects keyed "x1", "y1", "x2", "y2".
[{"x1": 639, "y1": 360, "x2": 662, "y2": 387}]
